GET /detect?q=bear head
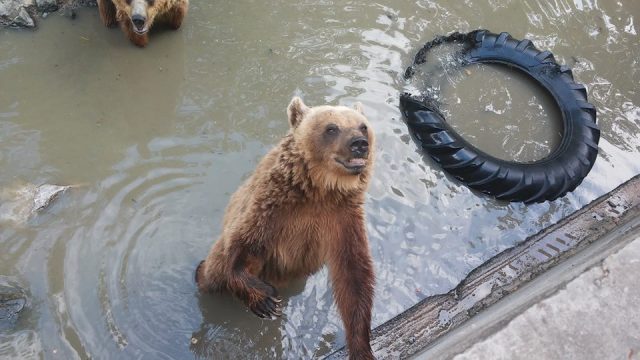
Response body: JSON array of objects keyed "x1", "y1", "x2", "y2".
[
  {"x1": 287, "y1": 97, "x2": 375, "y2": 193},
  {"x1": 113, "y1": 0, "x2": 166, "y2": 35}
]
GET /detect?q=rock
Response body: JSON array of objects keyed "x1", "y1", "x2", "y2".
[
  {"x1": 0, "y1": 0, "x2": 35, "y2": 28},
  {"x1": 32, "y1": 184, "x2": 69, "y2": 212},
  {"x1": 0, "y1": 277, "x2": 28, "y2": 330},
  {"x1": 13, "y1": 7, "x2": 33, "y2": 26},
  {"x1": 35, "y1": 0, "x2": 56, "y2": 12},
  {"x1": 0, "y1": 183, "x2": 71, "y2": 225}
]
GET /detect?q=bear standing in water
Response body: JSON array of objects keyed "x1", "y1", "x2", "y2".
[
  {"x1": 196, "y1": 97, "x2": 376, "y2": 359},
  {"x1": 97, "y1": 0, "x2": 188, "y2": 47}
]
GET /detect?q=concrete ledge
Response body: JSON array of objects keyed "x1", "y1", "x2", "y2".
[
  {"x1": 450, "y1": 229, "x2": 640, "y2": 360},
  {"x1": 326, "y1": 175, "x2": 640, "y2": 359},
  {"x1": 421, "y1": 200, "x2": 640, "y2": 359}
]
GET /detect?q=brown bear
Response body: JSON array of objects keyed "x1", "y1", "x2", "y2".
[
  {"x1": 97, "y1": 0, "x2": 188, "y2": 47},
  {"x1": 196, "y1": 97, "x2": 376, "y2": 359}
]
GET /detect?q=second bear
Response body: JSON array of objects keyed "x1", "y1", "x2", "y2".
[{"x1": 98, "y1": 0, "x2": 188, "y2": 47}]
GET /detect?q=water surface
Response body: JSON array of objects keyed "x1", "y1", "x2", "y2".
[{"x1": 1, "y1": 0, "x2": 639, "y2": 358}]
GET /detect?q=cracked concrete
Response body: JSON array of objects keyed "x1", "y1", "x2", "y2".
[{"x1": 452, "y1": 236, "x2": 640, "y2": 360}]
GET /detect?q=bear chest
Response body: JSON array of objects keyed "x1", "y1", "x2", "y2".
[{"x1": 270, "y1": 208, "x2": 340, "y2": 274}]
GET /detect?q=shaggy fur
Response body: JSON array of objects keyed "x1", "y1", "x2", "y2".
[
  {"x1": 98, "y1": 0, "x2": 188, "y2": 47},
  {"x1": 196, "y1": 97, "x2": 376, "y2": 359}
]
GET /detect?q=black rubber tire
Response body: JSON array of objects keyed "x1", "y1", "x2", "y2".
[{"x1": 400, "y1": 30, "x2": 600, "y2": 203}]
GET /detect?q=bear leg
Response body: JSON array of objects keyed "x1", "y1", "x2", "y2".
[
  {"x1": 97, "y1": 0, "x2": 117, "y2": 28},
  {"x1": 196, "y1": 252, "x2": 225, "y2": 293},
  {"x1": 230, "y1": 272, "x2": 283, "y2": 319},
  {"x1": 168, "y1": 1, "x2": 188, "y2": 30},
  {"x1": 198, "y1": 244, "x2": 283, "y2": 319},
  {"x1": 328, "y1": 217, "x2": 375, "y2": 359},
  {"x1": 120, "y1": 20, "x2": 149, "y2": 47}
]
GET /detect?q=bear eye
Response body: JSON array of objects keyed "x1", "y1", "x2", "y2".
[
  {"x1": 126, "y1": 0, "x2": 131, "y2": 4},
  {"x1": 325, "y1": 124, "x2": 339, "y2": 135},
  {"x1": 146, "y1": 0, "x2": 154, "y2": 5},
  {"x1": 359, "y1": 124, "x2": 368, "y2": 132}
]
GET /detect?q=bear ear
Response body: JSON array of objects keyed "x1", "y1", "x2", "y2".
[
  {"x1": 287, "y1": 96, "x2": 309, "y2": 129},
  {"x1": 353, "y1": 102, "x2": 364, "y2": 115}
]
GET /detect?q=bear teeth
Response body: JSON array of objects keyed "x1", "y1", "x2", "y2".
[{"x1": 347, "y1": 158, "x2": 366, "y2": 167}]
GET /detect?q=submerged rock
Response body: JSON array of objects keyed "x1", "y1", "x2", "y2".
[
  {"x1": 0, "y1": 183, "x2": 71, "y2": 225},
  {"x1": 32, "y1": 184, "x2": 69, "y2": 212},
  {"x1": 0, "y1": 330, "x2": 42, "y2": 358},
  {"x1": 0, "y1": 277, "x2": 28, "y2": 330}
]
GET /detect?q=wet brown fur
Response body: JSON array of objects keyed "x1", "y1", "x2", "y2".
[
  {"x1": 97, "y1": 0, "x2": 188, "y2": 47},
  {"x1": 196, "y1": 97, "x2": 376, "y2": 359}
]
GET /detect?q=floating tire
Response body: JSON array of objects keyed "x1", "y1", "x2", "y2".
[{"x1": 400, "y1": 30, "x2": 600, "y2": 203}]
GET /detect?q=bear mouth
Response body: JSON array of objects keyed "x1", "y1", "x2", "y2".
[
  {"x1": 336, "y1": 157, "x2": 367, "y2": 173},
  {"x1": 132, "y1": 26, "x2": 149, "y2": 35},
  {"x1": 130, "y1": 20, "x2": 149, "y2": 35}
]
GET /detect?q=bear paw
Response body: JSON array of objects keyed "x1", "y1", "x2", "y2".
[{"x1": 247, "y1": 286, "x2": 283, "y2": 319}]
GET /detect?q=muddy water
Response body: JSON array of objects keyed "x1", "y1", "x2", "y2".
[
  {"x1": 1, "y1": 0, "x2": 639, "y2": 358},
  {"x1": 414, "y1": 57, "x2": 564, "y2": 162}
]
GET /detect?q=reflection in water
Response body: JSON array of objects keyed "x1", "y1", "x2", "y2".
[
  {"x1": 191, "y1": 278, "x2": 309, "y2": 359},
  {"x1": 0, "y1": 0, "x2": 639, "y2": 358}
]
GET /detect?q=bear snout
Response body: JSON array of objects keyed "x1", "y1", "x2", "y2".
[
  {"x1": 131, "y1": 14, "x2": 146, "y2": 31},
  {"x1": 349, "y1": 136, "x2": 369, "y2": 158},
  {"x1": 130, "y1": 0, "x2": 148, "y2": 33}
]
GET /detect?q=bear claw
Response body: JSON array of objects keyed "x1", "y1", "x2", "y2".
[{"x1": 250, "y1": 295, "x2": 283, "y2": 319}]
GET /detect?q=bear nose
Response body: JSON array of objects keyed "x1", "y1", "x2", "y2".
[
  {"x1": 131, "y1": 15, "x2": 146, "y2": 30},
  {"x1": 350, "y1": 136, "x2": 369, "y2": 157}
]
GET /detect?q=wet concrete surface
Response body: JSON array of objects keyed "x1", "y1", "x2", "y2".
[
  {"x1": 451, "y1": 232, "x2": 640, "y2": 360},
  {"x1": 327, "y1": 174, "x2": 640, "y2": 359}
]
